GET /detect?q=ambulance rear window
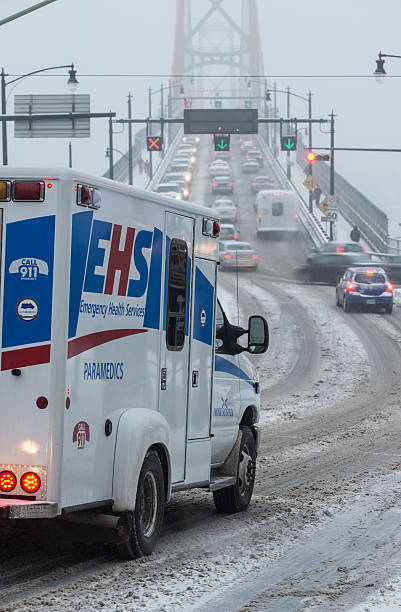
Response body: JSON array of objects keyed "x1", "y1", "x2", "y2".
[{"x1": 166, "y1": 239, "x2": 188, "y2": 350}]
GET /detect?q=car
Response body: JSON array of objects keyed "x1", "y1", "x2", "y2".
[
  {"x1": 219, "y1": 241, "x2": 259, "y2": 271},
  {"x1": 182, "y1": 135, "x2": 199, "y2": 144},
  {"x1": 211, "y1": 176, "x2": 234, "y2": 194},
  {"x1": 210, "y1": 199, "x2": 237, "y2": 222},
  {"x1": 155, "y1": 182, "x2": 181, "y2": 196},
  {"x1": 240, "y1": 141, "x2": 256, "y2": 154},
  {"x1": 209, "y1": 161, "x2": 231, "y2": 176},
  {"x1": 177, "y1": 144, "x2": 197, "y2": 155},
  {"x1": 164, "y1": 176, "x2": 190, "y2": 200},
  {"x1": 245, "y1": 150, "x2": 264, "y2": 166},
  {"x1": 242, "y1": 159, "x2": 260, "y2": 173},
  {"x1": 172, "y1": 153, "x2": 196, "y2": 165},
  {"x1": 312, "y1": 241, "x2": 368, "y2": 255},
  {"x1": 366, "y1": 254, "x2": 401, "y2": 284},
  {"x1": 169, "y1": 163, "x2": 193, "y2": 181},
  {"x1": 294, "y1": 252, "x2": 370, "y2": 284},
  {"x1": 336, "y1": 267, "x2": 393, "y2": 313},
  {"x1": 251, "y1": 176, "x2": 275, "y2": 194},
  {"x1": 220, "y1": 223, "x2": 240, "y2": 241},
  {"x1": 214, "y1": 150, "x2": 231, "y2": 160}
]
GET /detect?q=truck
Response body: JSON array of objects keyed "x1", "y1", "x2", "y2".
[
  {"x1": 0, "y1": 168, "x2": 269, "y2": 559},
  {"x1": 256, "y1": 189, "x2": 300, "y2": 239}
]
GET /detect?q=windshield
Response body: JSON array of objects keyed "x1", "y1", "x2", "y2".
[
  {"x1": 157, "y1": 185, "x2": 178, "y2": 193},
  {"x1": 227, "y1": 244, "x2": 252, "y2": 251}
]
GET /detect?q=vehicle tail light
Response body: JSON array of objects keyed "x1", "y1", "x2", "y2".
[
  {"x1": 270, "y1": 183, "x2": 274, "y2": 187},
  {"x1": 233, "y1": 234, "x2": 238, "y2": 239},
  {"x1": 0, "y1": 181, "x2": 11, "y2": 201},
  {"x1": 362, "y1": 247, "x2": 368, "y2": 252},
  {"x1": 246, "y1": 155, "x2": 250, "y2": 159},
  {"x1": 20, "y1": 472, "x2": 41, "y2": 494},
  {"x1": 347, "y1": 283, "x2": 355, "y2": 292},
  {"x1": 213, "y1": 221, "x2": 220, "y2": 237},
  {"x1": 226, "y1": 183, "x2": 233, "y2": 187},
  {"x1": 13, "y1": 181, "x2": 45, "y2": 201},
  {"x1": 336, "y1": 247, "x2": 345, "y2": 253},
  {"x1": 0, "y1": 470, "x2": 17, "y2": 492},
  {"x1": 223, "y1": 253, "x2": 233, "y2": 259},
  {"x1": 294, "y1": 213, "x2": 299, "y2": 219},
  {"x1": 252, "y1": 183, "x2": 257, "y2": 186},
  {"x1": 212, "y1": 183, "x2": 218, "y2": 187},
  {"x1": 387, "y1": 283, "x2": 393, "y2": 292},
  {"x1": 233, "y1": 209, "x2": 237, "y2": 214},
  {"x1": 258, "y1": 214, "x2": 262, "y2": 219},
  {"x1": 251, "y1": 254, "x2": 259, "y2": 259}
]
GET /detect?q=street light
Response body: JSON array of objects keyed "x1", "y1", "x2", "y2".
[
  {"x1": 1, "y1": 62, "x2": 78, "y2": 165},
  {"x1": 373, "y1": 51, "x2": 401, "y2": 84}
]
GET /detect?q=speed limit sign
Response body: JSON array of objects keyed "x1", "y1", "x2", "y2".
[{"x1": 327, "y1": 211, "x2": 338, "y2": 221}]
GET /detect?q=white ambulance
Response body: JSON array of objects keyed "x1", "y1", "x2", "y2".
[
  {"x1": 256, "y1": 189, "x2": 301, "y2": 239},
  {"x1": 0, "y1": 168, "x2": 268, "y2": 559}
]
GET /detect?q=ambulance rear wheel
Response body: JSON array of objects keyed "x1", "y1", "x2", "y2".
[
  {"x1": 213, "y1": 426, "x2": 256, "y2": 514},
  {"x1": 116, "y1": 450, "x2": 165, "y2": 559}
]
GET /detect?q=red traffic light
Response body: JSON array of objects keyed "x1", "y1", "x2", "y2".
[
  {"x1": 185, "y1": 99, "x2": 192, "y2": 108},
  {"x1": 306, "y1": 151, "x2": 316, "y2": 162}
]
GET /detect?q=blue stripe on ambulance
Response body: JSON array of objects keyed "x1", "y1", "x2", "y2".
[
  {"x1": 193, "y1": 266, "x2": 214, "y2": 345},
  {"x1": 68, "y1": 211, "x2": 94, "y2": 338},
  {"x1": 214, "y1": 355, "x2": 254, "y2": 387},
  {"x1": 143, "y1": 228, "x2": 163, "y2": 329},
  {"x1": 2, "y1": 216, "x2": 55, "y2": 348}
]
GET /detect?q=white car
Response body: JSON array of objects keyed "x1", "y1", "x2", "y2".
[
  {"x1": 209, "y1": 161, "x2": 231, "y2": 176},
  {"x1": 210, "y1": 199, "x2": 237, "y2": 222},
  {"x1": 219, "y1": 241, "x2": 259, "y2": 270}
]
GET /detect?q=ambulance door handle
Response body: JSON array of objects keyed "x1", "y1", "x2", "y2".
[
  {"x1": 192, "y1": 370, "x2": 199, "y2": 388},
  {"x1": 161, "y1": 368, "x2": 167, "y2": 390}
]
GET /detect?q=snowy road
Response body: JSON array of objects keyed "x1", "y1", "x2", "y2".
[{"x1": 2, "y1": 140, "x2": 401, "y2": 611}]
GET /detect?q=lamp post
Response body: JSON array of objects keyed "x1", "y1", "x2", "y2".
[
  {"x1": 373, "y1": 51, "x2": 401, "y2": 84},
  {"x1": 1, "y1": 62, "x2": 78, "y2": 165},
  {"x1": 127, "y1": 93, "x2": 133, "y2": 185}
]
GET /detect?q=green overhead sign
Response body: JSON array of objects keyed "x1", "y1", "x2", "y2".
[
  {"x1": 281, "y1": 135, "x2": 297, "y2": 151},
  {"x1": 214, "y1": 134, "x2": 230, "y2": 151}
]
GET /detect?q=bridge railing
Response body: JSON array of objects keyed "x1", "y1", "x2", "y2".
[{"x1": 295, "y1": 134, "x2": 390, "y2": 252}]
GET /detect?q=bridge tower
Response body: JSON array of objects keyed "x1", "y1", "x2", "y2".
[{"x1": 170, "y1": 0, "x2": 266, "y2": 115}]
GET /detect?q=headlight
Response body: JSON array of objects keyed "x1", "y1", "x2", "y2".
[
  {"x1": 183, "y1": 189, "x2": 189, "y2": 197},
  {"x1": 184, "y1": 173, "x2": 192, "y2": 182}
]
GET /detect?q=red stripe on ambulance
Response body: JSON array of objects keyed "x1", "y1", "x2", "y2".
[{"x1": 67, "y1": 328, "x2": 147, "y2": 359}]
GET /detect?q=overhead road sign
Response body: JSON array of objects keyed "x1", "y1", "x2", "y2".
[
  {"x1": 184, "y1": 109, "x2": 258, "y2": 135},
  {"x1": 281, "y1": 135, "x2": 297, "y2": 151},
  {"x1": 303, "y1": 175, "x2": 318, "y2": 191},
  {"x1": 14, "y1": 94, "x2": 90, "y2": 138},
  {"x1": 214, "y1": 134, "x2": 230, "y2": 152},
  {"x1": 147, "y1": 136, "x2": 163, "y2": 151}
]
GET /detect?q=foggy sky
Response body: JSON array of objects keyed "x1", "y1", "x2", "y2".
[{"x1": 2, "y1": 0, "x2": 401, "y2": 234}]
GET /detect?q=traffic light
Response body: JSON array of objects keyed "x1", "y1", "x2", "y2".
[
  {"x1": 214, "y1": 99, "x2": 222, "y2": 109},
  {"x1": 245, "y1": 100, "x2": 252, "y2": 109},
  {"x1": 214, "y1": 134, "x2": 230, "y2": 152},
  {"x1": 147, "y1": 136, "x2": 163, "y2": 152},
  {"x1": 184, "y1": 99, "x2": 192, "y2": 108},
  {"x1": 281, "y1": 135, "x2": 297, "y2": 151},
  {"x1": 306, "y1": 151, "x2": 330, "y2": 162}
]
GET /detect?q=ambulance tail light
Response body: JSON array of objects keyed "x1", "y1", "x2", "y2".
[
  {"x1": 0, "y1": 181, "x2": 11, "y2": 201},
  {"x1": 0, "y1": 470, "x2": 17, "y2": 492},
  {"x1": 20, "y1": 472, "x2": 41, "y2": 494},
  {"x1": 13, "y1": 181, "x2": 45, "y2": 201},
  {"x1": 76, "y1": 184, "x2": 102, "y2": 209},
  {"x1": 213, "y1": 220, "x2": 220, "y2": 237}
]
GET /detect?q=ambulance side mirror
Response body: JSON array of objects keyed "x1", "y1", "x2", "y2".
[{"x1": 247, "y1": 315, "x2": 269, "y2": 354}]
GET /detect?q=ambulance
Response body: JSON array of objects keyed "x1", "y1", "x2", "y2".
[{"x1": 0, "y1": 168, "x2": 268, "y2": 559}]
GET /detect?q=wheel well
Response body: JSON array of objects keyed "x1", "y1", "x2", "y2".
[
  {"x1": 150, "y1": 443, "x2": 170, "y2": 502},
  {"x1": 240, "y1": 406, "x2": 257, "y2": 429}
]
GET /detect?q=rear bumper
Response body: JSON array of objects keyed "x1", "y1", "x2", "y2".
[
  {"x1": 0, "y1": 499, "x2": 58, "y2": 519},
  {"x1": 348, "y1": 294, "x2": 393, "y2": 305}
]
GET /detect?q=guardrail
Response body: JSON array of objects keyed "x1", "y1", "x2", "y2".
[
  {"x1": 146, "y1": 128, "x2": 184, "y2": 191},
  {"x1": 257, "y1": 136, "x2": 329, "y2": 247},
  {"x1": 295, "y1": 134, "x2": 389, "y2": 252}
]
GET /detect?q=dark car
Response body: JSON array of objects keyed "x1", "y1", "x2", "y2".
[
  {"x1": 312, "y1": 241, "x2": 368, "y2": 255},
  {"x1": 251, "y1": 176, "x2": 275, "y2": 193},
  {"x1": 295, "y1": 252, "x2": 371, "y2": 284},
  {"x1": 336, "y1": 267, "x2": 393, "y2": 313},
  {"x1": 367, "y1": 254, "x2": 401, "y2": 284}
]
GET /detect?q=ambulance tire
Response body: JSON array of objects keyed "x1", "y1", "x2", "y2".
[
  {"x1": 116, "y1": 450, "x2": 165, "y2": 559},
  {"x1": 213, "y1": 426, "x2": 256, "y2": 514}
]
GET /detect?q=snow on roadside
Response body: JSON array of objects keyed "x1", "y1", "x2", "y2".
[
  {"x1": 249, "y1": 282, "x2": 369, "y2": 425},
  {"x1": 350, "y1": 578, "x2": 401, "y2": 612}
]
